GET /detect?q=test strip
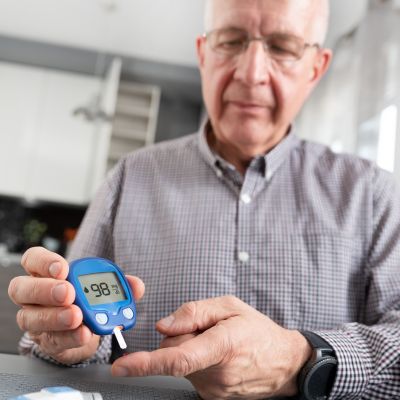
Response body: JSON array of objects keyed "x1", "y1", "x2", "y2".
[{"x1": 113, "y1": 326, "x2": 127, "y2": 349}]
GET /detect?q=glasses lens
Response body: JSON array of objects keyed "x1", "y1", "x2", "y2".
[
  {"x1": 208, "y1": 28, "x2": 247, "y2": 55},
  {"x1": 265, "y1": 34, "x2": 305, "y2": 61},
  {"x1": 207, "y1": 29, "x2": 308, "y2": 62}
]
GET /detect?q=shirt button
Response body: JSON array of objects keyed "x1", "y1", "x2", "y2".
[
  {"x1": 240, "y1": 193, "x2": 252, "y2": 204},
  {"x1": 216, "y1": 169, "x2": 223, "y2": 178},
  {"x1": 238, "y1": 251, "x2": 250, "y2": 263}
]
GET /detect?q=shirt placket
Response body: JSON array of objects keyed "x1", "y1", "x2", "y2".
[{"x1": 235, "y1": 164, "x2": 265, "y2": 308}]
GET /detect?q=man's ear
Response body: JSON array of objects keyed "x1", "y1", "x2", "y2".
[
  {"x1": 196, "y1": 35, "x2": 206, "y2": 69},
  {"x1": 309, "y1": 48, "x2": 332, "y2": 83}
]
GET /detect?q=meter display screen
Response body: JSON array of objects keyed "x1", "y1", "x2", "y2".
[{"x1": 78, "y1": 272, "x2": 127, "y2": 305}]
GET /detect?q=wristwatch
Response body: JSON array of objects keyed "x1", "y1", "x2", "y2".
[{"x1": 297, "y1": 331, "x2": 338, "y2": 400}]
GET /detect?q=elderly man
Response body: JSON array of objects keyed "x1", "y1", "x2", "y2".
[{"x1": 8, "y1": 0, "x2": 400, "y2": 399}]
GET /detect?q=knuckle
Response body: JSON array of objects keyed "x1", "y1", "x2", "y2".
[
  {"x1": 218, "y1": 371, "x2": 242, "y2": 389},
  {"x1": 22, "y1": 246, "x2": 45, "y2": 267},
  {"x1": 21, "y1": 248, "x2": 32, "y2": 267},
  {"x1": 8, "y1": 277, "x2": 20, "y2": 303},
  {"x1": 41, "y1": 332, "x2": 61, "y2": 354},
  {"x1": 22, "y1": 246, "x2": 60, "y2": 277},
  {"x1": 16, "y1": 309, "x2": 28, "y2": 330},
  {"x1": 28, "y1": 332, "x2": 42, "y2": 346},
  {"x1": 30, "y1": 279, "x2": 43, "y2": 302},
  {"x1": 223, "y1": 295, "x2": 241, "y2": 308},
  {"x1": 36, "y1": 309, "x2": 51, "y2": 327},
  {"x1": 181, "y1": 301, "x2": 197, "y2": 319},
  {"x1": 216, "y1": 324, "x2": 235, "y2": 361},
  {"x1": 47, "y1": 332, "x2": 59, "y2": 349},
  {"x1": 171, "y1": 351, "x2": 192, "y2": 377}
]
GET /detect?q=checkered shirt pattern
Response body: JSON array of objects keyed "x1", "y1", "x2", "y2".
[{"x1": 20, "y1": 126, "x2": 400, "y2": 399}]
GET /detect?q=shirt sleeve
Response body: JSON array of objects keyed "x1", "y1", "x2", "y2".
[
  {"x1": 18, "y1": 161, "x2": 126, "y2": 367},
  {"x1": 314, "y1": 168, "x2": 400, "y2": 399}
]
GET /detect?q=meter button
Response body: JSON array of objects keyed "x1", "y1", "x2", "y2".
[
  {"x1": 95, "y1": 313, "x2": 108, "y2": 325},
  {"x1": 123, "y1": 308, "x2": 134, "y2": 320}
]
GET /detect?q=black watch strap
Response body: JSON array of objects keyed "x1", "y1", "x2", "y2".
[{"x1": 300, "y1": 331, "x2": 335, "y2": 355}]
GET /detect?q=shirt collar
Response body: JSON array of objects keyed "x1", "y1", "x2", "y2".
[{"x1": 197, "y1": 120, "x2": 300, "y2": 181}]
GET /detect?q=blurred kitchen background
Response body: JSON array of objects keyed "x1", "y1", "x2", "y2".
[{"x1": 0, "y1": 0, "x2": 399, "y2": 353}]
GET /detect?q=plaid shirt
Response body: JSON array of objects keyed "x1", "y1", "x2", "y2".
[{"x1": 21, "y1": 126, "x2": 400, "y2": 399}]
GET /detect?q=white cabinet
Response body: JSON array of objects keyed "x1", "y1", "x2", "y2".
[
  {"x1": 0, "y1": 60, "x2": 161, "y2": 205},
  {"x1": 26, "y1": 72, "x2": 103, "y2": 204},
  {"x1": 0, "y1": 63, "x2": 44, "y2": 198},
  {"x1": 0, "y1": 61, "x2": 118, "y2": 205}
]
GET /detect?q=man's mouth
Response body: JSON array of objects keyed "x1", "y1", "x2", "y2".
[{"x1": 228, "y1": 101, "x2": 270, "y2": 113}]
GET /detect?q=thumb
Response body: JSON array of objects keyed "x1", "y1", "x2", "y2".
[{"x1": 156, "y1": 295, "x2": 243, "y2": 335}]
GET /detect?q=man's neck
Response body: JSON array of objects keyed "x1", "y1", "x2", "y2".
[{"x1": 206, "y1": 126, "x2": 290, "y2": 176}]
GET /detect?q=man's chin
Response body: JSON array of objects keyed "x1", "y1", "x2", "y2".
[
  {"x1": 226, "y1": 103, "x2": 273, "y2": 119},
  {"x1": 218, "y1": 120, "x2": 285, "y2": 153}
]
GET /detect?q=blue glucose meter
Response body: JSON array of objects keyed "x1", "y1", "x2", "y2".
[{"x1": 67, "y1": 258, "x2": 136, "y2": 337}]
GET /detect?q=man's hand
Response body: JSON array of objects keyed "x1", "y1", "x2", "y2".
[
  {"x1": 8, "y1": 247, "x2": 145, "y2": 365},
  {"x1": 111, "y1": 296, "x2": 311, "y2": 399}
]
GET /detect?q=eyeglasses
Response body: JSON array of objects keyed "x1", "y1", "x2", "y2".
[{"x1": 204, "y1": 28, "x2": 320, "y2": 63}]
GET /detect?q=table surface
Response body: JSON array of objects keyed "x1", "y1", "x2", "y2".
[
  {"x1": 0, "y1": 353, "x2": 198, "y2": 400},
  {"x1": 0, "y1": 264, "x2": 25, "y2": 354}
]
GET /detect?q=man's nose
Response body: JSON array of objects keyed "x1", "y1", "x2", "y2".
[{"x1": 233, "y1": 41, "x2": 271, "y2": 85}]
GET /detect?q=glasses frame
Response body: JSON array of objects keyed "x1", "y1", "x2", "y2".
[{"x1": 203, "y1": 28, "x2": 321, "y2": 63}]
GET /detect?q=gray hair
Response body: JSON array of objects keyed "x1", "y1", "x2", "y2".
[{"x1": 204, "y1": 0, "x2": 330, "y2": 45}]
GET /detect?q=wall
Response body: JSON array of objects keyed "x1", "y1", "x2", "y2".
[{"x1": 0, "y1": 0, "x2": 205, "y2": 66}]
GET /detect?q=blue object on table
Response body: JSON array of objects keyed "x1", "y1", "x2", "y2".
[
  {"x1": 67, "y1": 257, "x2": 136, "y2": 336},
  {"x1": 8, "y1": 386, "x2": 103, "y2": 399}
]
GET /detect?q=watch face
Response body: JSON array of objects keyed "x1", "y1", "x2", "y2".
[{"x1": 305, "y1": 359, "x2": 337, "y2": 399}]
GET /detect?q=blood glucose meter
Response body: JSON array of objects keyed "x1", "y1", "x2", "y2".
[{"x1": 67, "y1": 257, "x2": 136, "y2": 348}]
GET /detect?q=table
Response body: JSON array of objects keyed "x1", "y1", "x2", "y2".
[
  {"x1": 0, "y1": 353, "x2": 198, "y2": 400},
  {"x1": 0, "y1": 263, "x2": 24, "y2": 354}
]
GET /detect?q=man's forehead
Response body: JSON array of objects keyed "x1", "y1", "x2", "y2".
[
  {"x1": 210, "y1": 0, "x2": 318, "y2": 12},
  {"x1": 208, "y1": 0, "x2": 322, "y2": 40}
]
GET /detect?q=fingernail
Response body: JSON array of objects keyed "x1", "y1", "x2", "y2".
[
  {"x1": 159, "y1": 315, "x2": 175, "y2": 328},
  {"x1": 113, "y1": 366, "x2": 129, "y2": 377},
  {"x1": 52, "y1": 283, "x2": 67, "y2": 303},
  {"x1": 49, "y1": 262, "x2": 62, "y2": 278},
  {"x1": 58, "y1": 309, "x2": 73, "y2": 327}
]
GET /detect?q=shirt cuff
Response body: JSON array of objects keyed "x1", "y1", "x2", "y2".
[{"x1": 314, "y1": 328, "x2": 373, "y2": 399}]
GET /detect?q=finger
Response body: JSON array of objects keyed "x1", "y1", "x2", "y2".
[
  {"x1": 8, "y1": 276, "x2": 75, "y2": 306},
  {"x1": 160, "y1": 333, "x2": 197, "y2": 349},
  {"x1": 126, "y1": 275, "x2": 145, "y2": 301},
  {"x1": 156, "y1": 295, "x2": 244, "y2": 335},
  {"x1": 17, "y1": 305, "x2": 83, "y2": 332},
  {"x1": 112, "y1": 324, "x2": 228, "y2": 377},
  {"x1": 21, "y1": 247, "x2": 69, "y2": 279},
  {"x1": 30, "y1": 326, "x2": 95, "y2": 355}
]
